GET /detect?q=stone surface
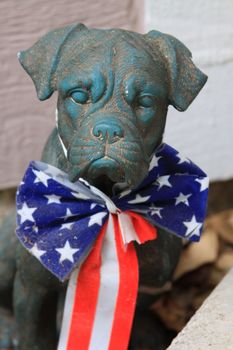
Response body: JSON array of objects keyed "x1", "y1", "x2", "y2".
[{"x1": 167, "y1": 268, "x2": 233, "y2": 349}]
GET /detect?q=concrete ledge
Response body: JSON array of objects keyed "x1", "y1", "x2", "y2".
[{"x1": 167, "y1": 268, "x2": 233, "y2": 350}]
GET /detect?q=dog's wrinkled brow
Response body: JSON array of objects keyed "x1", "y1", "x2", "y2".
[
  {"x1": 59, "y1": 74, "x2": 92, "y2": 95},
  {"x1": 123, "y1": 74, "x2": 166, "y2": 104},
  {"x1": 58, "y1": 68, "x2": 107, "y2": 103}
]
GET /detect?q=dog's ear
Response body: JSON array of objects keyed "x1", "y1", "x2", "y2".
[
  {"x1": 18, "y1": 23, "x2": 87, "y2": 101},
  {"x1": 146, "y1": 30, "x2": 207, "y2": 111}
]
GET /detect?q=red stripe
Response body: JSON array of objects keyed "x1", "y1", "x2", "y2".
[
  {"x1": 108, "y1": 214, "x2": 139, "y2": 350},
  {"x1": 127, "y1": 211, "x2": 157, "y2": 243},
  {"x1": 66, "y1": 223, "x2": 107, "y2": 350}
]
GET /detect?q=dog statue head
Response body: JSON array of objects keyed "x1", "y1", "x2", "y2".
[{"x1": 19, "y1": 23, "x2": 207, "y2": 193}]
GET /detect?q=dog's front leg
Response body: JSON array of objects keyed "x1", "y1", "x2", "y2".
[
  {"x1": 13, "y1": 272, "x2": 56, "y2": 350},
  {"x1": 136, "y1": 227, "x2": 182, "y2": 289},
  {"x1": 129, "y1": 229, "x2": 182, "y2": 349},
  {"x1": 13, "y1": 249, "x2": 58, "y2": 350}
]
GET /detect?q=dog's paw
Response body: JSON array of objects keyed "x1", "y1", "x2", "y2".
[
  {"x1": 129, "y1": 310, "x2": 176, "y2": 350},
  {"x1": 0, "y1": 308, "x2": 18, "y2": 350}
]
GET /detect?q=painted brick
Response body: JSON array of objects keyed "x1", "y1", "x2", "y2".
[{"x1": 145, "y1": 0, "x2": 233, "y2": 181}]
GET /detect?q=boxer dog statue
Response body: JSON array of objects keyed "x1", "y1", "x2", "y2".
[{"x1": 0, "y1": 23, "x2": 207, "y2": 350}]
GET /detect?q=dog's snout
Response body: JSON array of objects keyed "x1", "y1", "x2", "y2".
[{"x1": 92, "y1": 120, "x2": 124, "y2": 144}]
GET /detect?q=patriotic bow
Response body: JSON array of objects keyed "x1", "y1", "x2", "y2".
[{"x1": 16, "y1": 143, "x2": 208, "y2": 350}]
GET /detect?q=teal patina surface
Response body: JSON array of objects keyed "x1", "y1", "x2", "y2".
[{"x1": 0, "y1": 24, "x2": 207, "y2": 349}]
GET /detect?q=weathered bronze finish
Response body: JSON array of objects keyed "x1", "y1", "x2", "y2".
[{"x1": 0, "y1": 24, "x2": 207, "y2": 349}]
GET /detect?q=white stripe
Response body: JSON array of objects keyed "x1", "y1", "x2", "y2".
[
  {"x1": 118, "y1": 212, "x2": 141, "y2": 245},
  {"x1": 55, "y1": 109, "x2": 68, "y2": 158},
  {"x1": 58, "y1": 134, "x2": 68, "y2": 159},
  {"x1": 57, "y1": 268, "x2": 80, "y2": 350},
  {"x1": 89, "y1": 214, "x2": 120, "y2": 350}
]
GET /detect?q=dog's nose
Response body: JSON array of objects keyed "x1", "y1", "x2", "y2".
[{"x1": 92, "y1": 121, "x2": 124, "y2": 143}]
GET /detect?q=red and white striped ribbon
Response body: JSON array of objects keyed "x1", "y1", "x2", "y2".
[{"x1": 58, "y1": 211, "x2": 157, "y2": 350}]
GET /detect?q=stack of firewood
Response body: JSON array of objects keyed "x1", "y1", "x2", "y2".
[{"x1": 151, "y1": 209, "x2": 233, "y2": 333}]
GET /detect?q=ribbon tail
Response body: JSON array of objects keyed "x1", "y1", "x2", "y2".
[
  {"x1": 108, "y1": 214, "x2": 139, "y2": 350},
  {"x1": 58, "y1": 223, "x2": 106, "y2": 350},
  {"x1": 58, "y1": 214, "x2": 139, "y2": 350}
]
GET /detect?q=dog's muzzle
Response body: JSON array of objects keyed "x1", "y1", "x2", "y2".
[{"x1": 57, "y1": 115, "x2": 150, "y2": 191}]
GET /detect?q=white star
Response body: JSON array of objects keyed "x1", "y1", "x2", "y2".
[
  {"x1": 183, "y1": 215, "x2": 202, "y2": 239},
  {"x1": 61, "y1": 208, "x2": 79, "y2": 220},
  {"x1": 32, "y1": 169, "x2": 51, "y2": 187},
  {"x1": 44, "y1": 194, "x2": 61, "y2": 204},
  {"x1": 149, "y1": 155, "x2": 162, "y2": 171},
  {"x1": 71, "y1": 191, "x2": 90, "y2": 200},
  {"x1": 90, "y1": 203, "x2": 105, "y2": 210},
  {"x1": 60, "y1": 222, "x2": 74, "y2": 230},
  {"x1": 175, "y1": 192, "x2": 192, "y2": 206},
  {"x1": 88, "y1": 212, "x2": 108, "y2": 227},
  {"x1": 32, "y1": 224, "x2": 39, "y2": 233},
  {"x1": 64, "y1": 208, "x2": 73, "y2": 217},
  {"x1": 128, "y1": 194, "x2": 151, "y2": 204},
  {"x1": 176, "y1": 152, "x2": 191, "y2": 164},
  {"x1": 45, "y1": 163, "x2": 61, "y2": 177},
  {"x1": 30, "y1": 243, "x2": 46, "y2": 260},
  {"x1": 195, "y1": 177, "x2": 209, "y2": 192},
  {"x1": 155, "y1": 176, "x2": 172, "y2": 190},
  {"x1": 56, "y1": 240, "x2": 80, "y2": 263},
  {"x1": 118, "y1": 189, "x2": 132, "y2": 199},
  {"x1": 18, "y1": 202, "x2": 37, "y2": 224},
  {"x1": 150, "y1": 207, "x2": 163, "y2": 218}
]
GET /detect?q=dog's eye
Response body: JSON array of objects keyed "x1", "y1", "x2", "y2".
[
  {"x1": 70, "y1": 89, "x2": 89, "y2": 104},
  {"x1": 138, "y1": 94, "x2": 155, "y2": 108}
]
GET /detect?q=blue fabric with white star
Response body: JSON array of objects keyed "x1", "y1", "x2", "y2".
[{"x1": 16, "y1": 143, "x2": 209, "y2": 281}]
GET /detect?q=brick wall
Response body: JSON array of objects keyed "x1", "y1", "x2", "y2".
[{"x1": 145, "y1": 0, "x2": 233, "y2": 181}]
